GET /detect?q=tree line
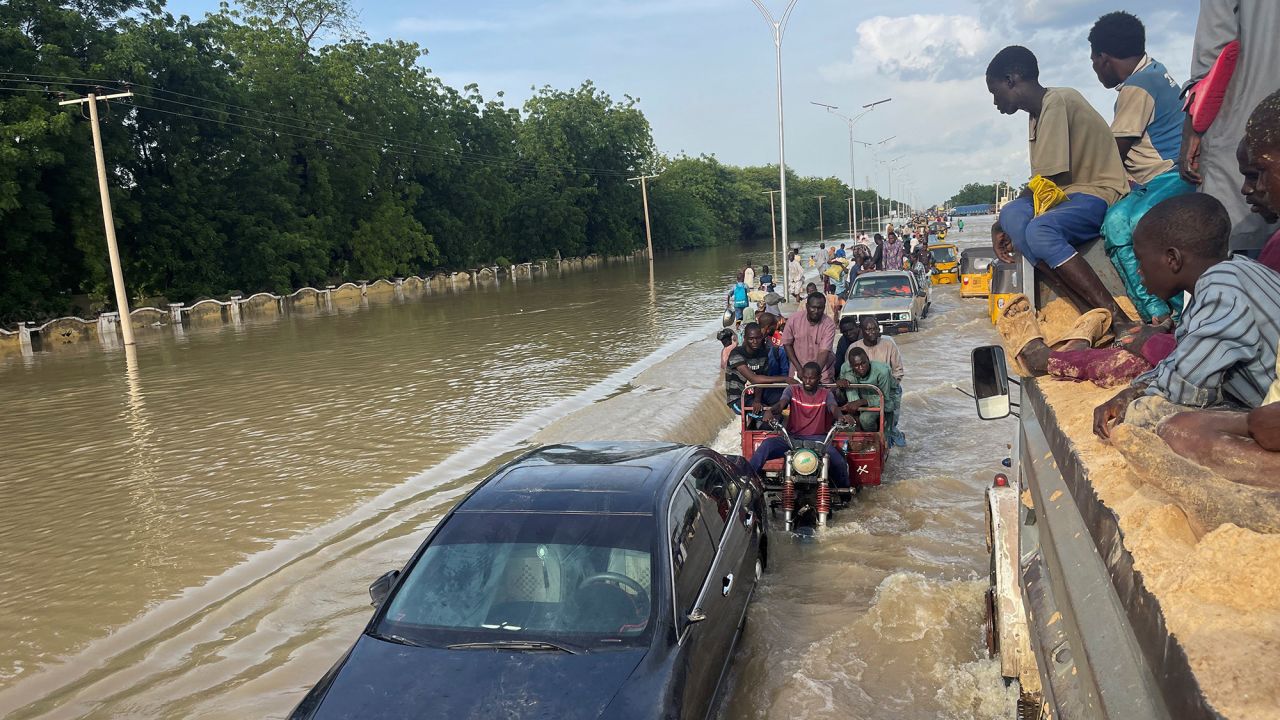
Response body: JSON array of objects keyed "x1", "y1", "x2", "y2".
[{"x1": 0, "y1": 1, "x2": 897, "y2": 322}]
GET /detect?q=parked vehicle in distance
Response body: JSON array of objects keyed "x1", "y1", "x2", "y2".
[
  {"x1": 289, "y1": 442, "x2": 768, "y2": 720},
  {"x1": 841, "y1": 270, "x2": 929, "y2": 333},
  {"x1": 987, "y1": 261, "x2": 1021, "y2": 325},
  {"x1": 960, "y1": 247, "x2": 999, "y2": 298},
  {"x1": 929, "y1": 243, "x2": 960, "y2": 285}
]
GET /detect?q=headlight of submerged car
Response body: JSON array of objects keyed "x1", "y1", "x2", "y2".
[
  {"x1": 790, "y1": 448, "x2": 820, "y2": 476},
  {"x1": 897, "y1": 312, "x2": 910, "y2": 320}
]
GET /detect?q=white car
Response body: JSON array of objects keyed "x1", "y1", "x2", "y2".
[{"x1": 840, "y1": 270, "x2": 930, "y2": 333}]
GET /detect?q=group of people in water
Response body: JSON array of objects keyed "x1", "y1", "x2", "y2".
[
  {"x1": 719, "y1": 284, "x2": 910, "y2": 490},
  {"x1": 986, "y1": 8, "x2": 1280, "y2": 503}
]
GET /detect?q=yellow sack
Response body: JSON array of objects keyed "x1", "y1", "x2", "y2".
[
  {"x1": 822, "y1": 264, "x2": 844, "y2": 281},
  {"x1": 1029, "y1": 175, "x2": 1068, "y2": 216}
]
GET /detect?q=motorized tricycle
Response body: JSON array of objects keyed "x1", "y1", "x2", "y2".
[
  {"x1": 959, "y1": 247, "x2": 998, "y2": 298},
  {"x1": 741, "y1": 382, "x2": 888, "y2": 532}
]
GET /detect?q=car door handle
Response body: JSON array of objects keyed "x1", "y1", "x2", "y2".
[
  {"x1": 721, "y1": 574, "x2": 734, "y2": 596},
  {"x1": 743, "y1": 511, "x2": 754, "y2": 530}
]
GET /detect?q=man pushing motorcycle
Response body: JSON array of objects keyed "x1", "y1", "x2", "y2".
[{"x1": 749, "y1": 362, "x2": 855, "y2": 489}]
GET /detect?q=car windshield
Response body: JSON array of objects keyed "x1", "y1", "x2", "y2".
[
  {"x1": 930, "y1": 246, "x2": 957, "y2": 264},
  {"x1": 852, "y1": 276, "x2": 914, "y2": 298},
  {"x1": 377, "y1": 512, "x2": 655, "y2": 648}
]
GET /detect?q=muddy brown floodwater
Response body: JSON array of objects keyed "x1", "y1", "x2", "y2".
[{"x1": 0, "y1": 223, "x2": 1016, "y2": 719}]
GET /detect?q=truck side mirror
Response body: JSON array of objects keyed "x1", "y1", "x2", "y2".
[{"x1": 971, "y1": 345, "x2": 1011, "y2": 420}]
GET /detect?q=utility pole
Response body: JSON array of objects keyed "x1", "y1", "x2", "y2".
[
  {"x1": 846, "y1": 195, "x2": 854, "y2": 236},
  {"x1": 815, "y1": 195, "x2": 825, "y2": 243},
  {"x1": 628, "y1": 174, "x2": 659, "y2": 261},
  {"x1": 752, "y1": 0, "x2": 799, "y2": 297},
  {"x1": 60, "y1": 90, "x2": 136, "y2": 346},
  {"x1": 762, "y1": 190, "x2": 781, "y2": 273}
]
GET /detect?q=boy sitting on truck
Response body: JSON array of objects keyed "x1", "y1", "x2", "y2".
[
  {"x1": 1106, "y1": 91, "x2": 1280, "y2": 489},
  {"x1": 1092, "y1": 193, "x2": 1280, "y2": 446},
  {"x1": 985, "y1": 45, "x2": 1137, "y2": 335}
]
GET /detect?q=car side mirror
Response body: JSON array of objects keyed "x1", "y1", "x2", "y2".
[
  {"x1": 369, "y1": 569, "x2": 400, "y2": 607},
  {"x1": 971, "y1": 345, "x2": 1011, "y2": 420}
]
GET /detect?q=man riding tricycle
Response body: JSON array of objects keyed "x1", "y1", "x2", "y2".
[{"x1": 741, "y1": 362, "x2": 889, "y2": 532}]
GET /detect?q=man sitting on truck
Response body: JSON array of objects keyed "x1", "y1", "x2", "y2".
[
  {"x1": 751, "y1": 362, "x2": 854, "y2": 489},
  {"x1": 1092, "y1": 193, "x2": 1280, "y2": 445},
  {"x1": 985, "y1": 45, "x2": 1137, "y2": 335}
]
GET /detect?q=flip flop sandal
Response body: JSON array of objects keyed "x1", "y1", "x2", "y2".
[
  {"x1": 1050, "y1": 308, "x2": 1113, "y2": 350},
  {"x1": 995, "y1": 294, "x2": 1044, "y2": 376}
]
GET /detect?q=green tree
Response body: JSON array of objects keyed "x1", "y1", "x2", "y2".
[{"x1": 947, "y1": 181, "x2": 999, "y2": 207}]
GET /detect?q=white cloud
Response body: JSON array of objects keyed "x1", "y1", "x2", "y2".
[{"x1": 853, "y1": 14, "x2": 992, "y2": 81}]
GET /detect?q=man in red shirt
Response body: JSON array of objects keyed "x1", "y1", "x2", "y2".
[
  {"x1": 748, "y1": 363, "x2": 853, "y2": 488},
  {"x1": 782, "y1": 292, "x2": 839, "y2": 382}
]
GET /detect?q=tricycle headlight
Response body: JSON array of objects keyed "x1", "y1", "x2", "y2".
[{"x1": 791, "y1": 449, "x2": 820, "y2": 476}]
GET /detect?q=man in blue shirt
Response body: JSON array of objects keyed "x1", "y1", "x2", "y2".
[{"x1": 1089, "y1": 11, "x2": 1196, "y2": 323}]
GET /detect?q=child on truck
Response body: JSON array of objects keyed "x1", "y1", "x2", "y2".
[
  {"x1": 1091, "y1": 193, "x2": 1280, "y2": 451},
  {"x1": 1105, "y1": 91, "x2": 1280, "y2": 490}
]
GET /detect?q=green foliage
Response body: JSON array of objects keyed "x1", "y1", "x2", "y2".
[
  {"x1": 947, "y1": 182, "x2": 1000, "y2": 207},
  {"x1": 0, "y1": 1, "x2": 910, "y2": 322}
]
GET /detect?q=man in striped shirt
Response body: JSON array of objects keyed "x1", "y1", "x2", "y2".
[{"x1": 1094, "y1": 194, "x2": 1280, "y2": 448}]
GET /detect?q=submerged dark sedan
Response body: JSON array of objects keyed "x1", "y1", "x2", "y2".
[{"x1": 290, "y1": 442, "x2": 769, "y2": 720}]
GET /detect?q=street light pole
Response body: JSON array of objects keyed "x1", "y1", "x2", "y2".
[
  {"x1": 762, "y1": 189, "x2": 781, "y2": 272},
  {"x1": 864, "y1": 136, "x2": 895, "y2": 234},
  {"x1": 815, "y1": 195, "x2": 825, "y2": 242},
  {"x1": 811, "y1": 97, "x2": 890, "y2": 242},
  {"x1": 752, "y1": 0, "x2": 799, "y2": 295}
]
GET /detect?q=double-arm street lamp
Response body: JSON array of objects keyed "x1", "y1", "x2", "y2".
[
  {"x1": 810, "y1": 97, "x2": 891, "y2": 239},
  {"x1": 865, "y1": 139, "x2": 896, "y2": 231}
]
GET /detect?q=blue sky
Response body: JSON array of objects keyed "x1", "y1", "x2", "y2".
[{"x1": 163, "y1": 0, "x2": 1201, "y2": 205}]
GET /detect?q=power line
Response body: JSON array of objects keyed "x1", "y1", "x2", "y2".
[{"x1": 1, "y1": 73, "x2": 644, "y2": 179}]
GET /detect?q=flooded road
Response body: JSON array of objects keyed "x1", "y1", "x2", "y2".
[
  {"x1": 0, "y1": 222, "x2": 1017, "y2": 718},
  {"x1": 715, "y1": 220, "x2": 1020, "y2": 718}
]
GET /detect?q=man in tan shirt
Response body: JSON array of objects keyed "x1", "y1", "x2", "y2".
[{"x1": 986, "y1": 45, "x2": 1137, "y2": 333}]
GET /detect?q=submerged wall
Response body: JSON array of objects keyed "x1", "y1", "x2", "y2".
[{"x1": 2, "y1": 252, "x2": 644, "y2": 358}]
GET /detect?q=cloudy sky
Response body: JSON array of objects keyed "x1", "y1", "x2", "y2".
[{"x1": 165, "y1": 0, "x2": 1203, "y2": 206}]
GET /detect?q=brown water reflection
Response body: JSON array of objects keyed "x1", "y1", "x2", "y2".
[{"x1": 0, "y1": 246, "x2": 750, "y2": 716}]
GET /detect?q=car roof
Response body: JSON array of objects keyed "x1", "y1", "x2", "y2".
[{"x1": 459, "y1": 442, "x2": 696, "y2": 515}]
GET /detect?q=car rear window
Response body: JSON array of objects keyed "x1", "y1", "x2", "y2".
[{"x1": 378, "y1": 513, "x2": 656, "y2": 647}]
